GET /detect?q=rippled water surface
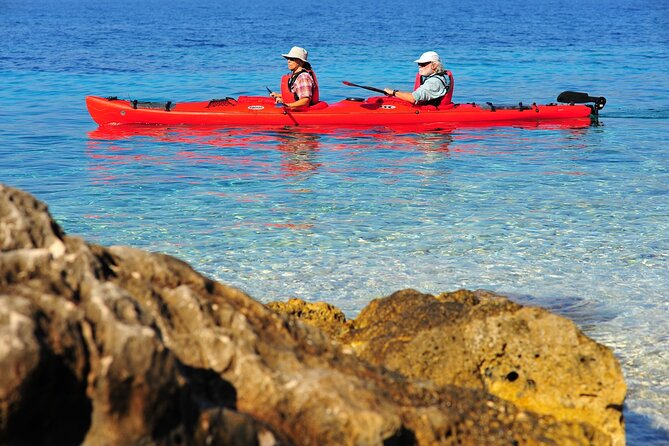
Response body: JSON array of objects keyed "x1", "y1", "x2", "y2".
[{"x1": 1, "y1": 0, "x2": 668, "y2": 442}]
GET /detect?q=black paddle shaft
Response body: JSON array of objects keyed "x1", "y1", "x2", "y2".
[{"x1": 343, "y1": 81, "x2": 390, "y2": 95}]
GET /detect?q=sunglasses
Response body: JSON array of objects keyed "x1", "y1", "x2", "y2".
[
  {"x1": 417, "y1": 62, "x2": 431, "y2": 67},
  {"x1": 287, "y1": 57, "x2": 300, "y2": 62}
]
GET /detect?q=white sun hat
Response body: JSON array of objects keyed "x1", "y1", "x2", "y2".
[
  {"x1": 414, "y1": 51, "x2": 440, "y2": 63},
  {"x1": 282, "y1": 46, "x2": 309, "y2": 62}
]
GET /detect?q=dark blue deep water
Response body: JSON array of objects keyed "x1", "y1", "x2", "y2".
[{"x1": 1, "y1": 0, "x2": 668, "y2": 442}]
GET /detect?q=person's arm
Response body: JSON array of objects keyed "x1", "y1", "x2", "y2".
[
  {"x1": 383, "y1": 88, "x2": 416, "y2": 104},
  {"x1": 276, "y1": 96, "x2": 310, "y2": 108}
]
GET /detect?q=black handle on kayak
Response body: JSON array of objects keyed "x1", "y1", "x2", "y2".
[
  {"x1": 557, "y1": 91, "x2": 607, "y2": 110},
  {"x1": 343, "y1": 81, "x2": 390, "y2": 96}
]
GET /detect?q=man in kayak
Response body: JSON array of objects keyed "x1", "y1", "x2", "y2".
[
  {"x1": 384, "y1": 51, "x2": 451, "y2": 105},
  {"x1": 270, "y1": 46, "x2": 320, "y2": 108}
]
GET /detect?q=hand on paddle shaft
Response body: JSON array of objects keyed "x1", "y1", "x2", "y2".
[
  {"x1": 267, "y1": 86, "x2": 309, "y2": 108},
  {"x1": 267, "y1": 86, "x2": 283, "y2": 103},
  {"x1": 267, "y1": 86, "x2": 289, "y2": 107}
]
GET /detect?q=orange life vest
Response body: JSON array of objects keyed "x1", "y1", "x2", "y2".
[
  {"x1": 281, "y1": 69, "x2": 320, "y2": 106},
  {"x1": 413, "y1": 70, "x2": 454, "y2": 106}
]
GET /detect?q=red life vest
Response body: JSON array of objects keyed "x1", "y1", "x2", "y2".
[
  {"x1": 281, "y1": 69, "x2": 320, "y2": 106},
  {"x1": 413, "y1": 70, "x2": 454, "y2": 106}
]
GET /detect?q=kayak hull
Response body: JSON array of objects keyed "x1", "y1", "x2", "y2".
[{"x1": 86, "y1": 95, "x2": 595, "y2": 128}]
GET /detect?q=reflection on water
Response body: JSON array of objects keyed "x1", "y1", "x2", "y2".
[
  {"x1": 276, "y1": 132, "x2": 321, "y2": 177},
  {"x1": 86, "y1": 118, "x2": 592, "y2": 185},
  {"x1": 83, "y1": 122, "x2": 609, "y2": 287}
]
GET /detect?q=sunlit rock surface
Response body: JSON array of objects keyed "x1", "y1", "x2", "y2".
[{"x1": 334, "y1": 289, "x2": 625, "y2": 444}]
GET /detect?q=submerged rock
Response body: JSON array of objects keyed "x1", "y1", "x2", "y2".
[{"x1": 0, "y1": 184, "x2": 625, "y2": 445}]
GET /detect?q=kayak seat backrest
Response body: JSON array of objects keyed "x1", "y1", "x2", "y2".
[
  {"x1": 442, "y1": 70, "x2": 454, "y2": 104},
  {"x1": 413, "y1": 70, "x2": 455, "y2": 107}
]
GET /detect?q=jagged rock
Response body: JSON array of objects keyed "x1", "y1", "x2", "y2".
[
  {"x1": 266, "y1": 297, "x2": 351, "y2": 338},
  {"x1": 0, "y1": 184, "x2": 623, "y2": 445},
  {"x1": 273, "y1": 290, "x2": 626, "y2": 445}
]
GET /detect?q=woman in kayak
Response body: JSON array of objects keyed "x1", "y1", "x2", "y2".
[
  {"x1": 270, "y1": 46, "x2": 320, "y2": 108},
  {"x1": 384, "y1": 51, "x2": 451, "y2": 105}
]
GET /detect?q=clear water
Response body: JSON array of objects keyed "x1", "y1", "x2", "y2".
[{"x1": 1, "y1": 0, "x2": 668, "y2": 442}]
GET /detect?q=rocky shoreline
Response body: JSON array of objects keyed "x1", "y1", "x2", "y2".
[{"x1": 0, "y1": 184, "x2": 625, "y2": 445}]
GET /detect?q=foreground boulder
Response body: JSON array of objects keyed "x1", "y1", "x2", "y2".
[
  {"x1": 0, "y1": 184, "x2": 624, "y2": 445},
  {"x1": 332, "y1": 290, "x2": 625, "y2": 443}
]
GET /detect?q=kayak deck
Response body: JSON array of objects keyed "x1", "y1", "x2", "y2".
[{"x1": 86, "y1": 94, "x2": 598, "y2": 127}]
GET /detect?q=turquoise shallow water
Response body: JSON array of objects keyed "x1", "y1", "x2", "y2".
[{"x1": 2, "y1": 0, "x2": 668, "y2": 442}]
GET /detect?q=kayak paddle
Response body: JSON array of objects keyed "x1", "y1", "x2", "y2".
[
  {"x1": 342, "y1": 81, "x2": 390, "y2": 96},
  {"x1": 557, "y1": 91, "x2": 606, "y2": 109}
]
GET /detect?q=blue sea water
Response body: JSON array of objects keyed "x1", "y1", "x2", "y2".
[{"x1": 1, "y1": 0, "x2": 668, "y2": 442}]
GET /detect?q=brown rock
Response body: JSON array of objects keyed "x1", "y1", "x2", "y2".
[
  {"x1": 338, "y1": 289, "x2": 626, "y2": 446},
  {"x1": 266, "y1": 297, "x2": 351, "y2": 338},
  {"x1": 0, "y1": 184, "x2": 622, "y2": 445}
]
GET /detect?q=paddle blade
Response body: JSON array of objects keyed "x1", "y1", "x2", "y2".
[
  {"x1": 557, "y1": 91, "x2": 591, "y2": 103},
  {"x1": 557, "y1": 91, "x2": 607, "y2": 110},
  {"x1": 558, "y1": 91, "x2": 597, "y2": 103}
]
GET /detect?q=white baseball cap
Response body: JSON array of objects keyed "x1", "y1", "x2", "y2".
[
  {"x1": 414, "y1": 51, "x2": 440, "y2": 64},
  {"x1": 282, "y1": 46, "x2": 309, "y2": 62}
]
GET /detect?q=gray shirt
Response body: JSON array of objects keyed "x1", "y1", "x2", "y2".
[{"x1": 412, "y1": 75, "x2": 450, "y2": 103}]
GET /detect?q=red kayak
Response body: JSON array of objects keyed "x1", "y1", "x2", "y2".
[{"x1": 86, "y1": 91, "x2": 605, "y2": 128}]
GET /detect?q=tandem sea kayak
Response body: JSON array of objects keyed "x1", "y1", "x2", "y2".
[{"x1": 85, "y1": 91, "x2": 605, "y2": 128}]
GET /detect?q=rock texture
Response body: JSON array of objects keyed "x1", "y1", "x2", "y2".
[
  {"x1": 0, "y1": 184, "x2": 625, "y2": 445},
  {"x1": 266, "y1": 298, "x2": 351, "y2": 338},
  {"x1": 340, "y1": 289, "x2": 626, "y2": 443}
]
